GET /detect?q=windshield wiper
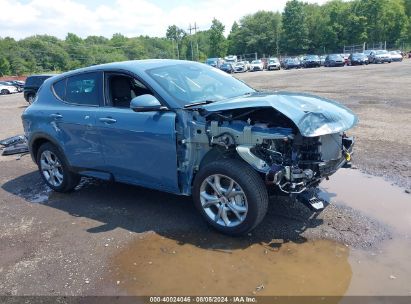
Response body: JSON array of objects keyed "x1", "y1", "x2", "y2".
[{"x1": 184, "y1": 100, "x2": 215, "y2": 108}]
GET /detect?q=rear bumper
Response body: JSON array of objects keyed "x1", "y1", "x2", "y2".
[
  {"x1": 267, "y1": 65, "x2": 280, "y2": 70},
  {"x1": 304, "y1": 62, "x2": 320, "y2": 67},
  {"x1": 374, "y1": 57, "x2": 390, "y2": 63},
  {"x1": 331, "y1": 62, "x2": 345, "y2": 66}
]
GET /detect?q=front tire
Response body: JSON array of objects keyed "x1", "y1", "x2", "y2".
[
  {"x1": 193, "y1": 159, "x2": 268, "y2": 236},
  {"x1": 37, "y1": 143, "x2": 80, "y2": 192}
]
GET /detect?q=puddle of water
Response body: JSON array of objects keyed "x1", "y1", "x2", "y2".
[
  {"x1": 321, "y1": 170, "x2": 411, "y2": 296},
  {"x1": 108, "y1": 169, "x2": 411, "y2": 297},
  {"x1": 110, "y1": 233, "x2": 351, "y2": 296},
  {"x1": 320, "y1": 169, "x2": 411, "y2": 234},
  {"x1": 346, "y1": 238, "x2": 411, "y2": 296}
]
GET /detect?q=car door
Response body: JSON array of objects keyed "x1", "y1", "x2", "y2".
[
  {"x1": 96, "y1": 72, "x2": 179, "y2": 194},
  {"x1": 51, "y1": 72, "x2": 105, "y2": 170}
]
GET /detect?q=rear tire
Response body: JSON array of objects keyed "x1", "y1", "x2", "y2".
[
  {"x1": 193, "y1": 159, "x2": 268, "y2": 236},
  {"x1": 27, "y1": 94, "x2": 35, "y2": 104},
  {"x1": 37, "y1": 143, "x2": 80, "y2": 192},
  {"x1": 1, "y1": 89, "x2": 9, "y2": 95}
]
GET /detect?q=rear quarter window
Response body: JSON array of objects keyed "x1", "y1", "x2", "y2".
[
  {"x1": 53, "y1": 78, "x2": 66, "y2": 101},
  {"x1": 65, "y1": 72, "x2": 101, "y2": 106}
]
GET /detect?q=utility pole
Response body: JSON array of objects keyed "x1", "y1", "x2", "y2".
[
  {"x1": 188, "y1": 23, "x2": 199, "y2": 61},
  {"x1": 194, "y1": 22, "x2": 199, "y2": 61}
]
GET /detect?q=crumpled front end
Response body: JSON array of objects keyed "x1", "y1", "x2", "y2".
[
  {"x1": 177, "y1": 91, "x2": 357, "y2": 211},
  {"x1": 236, "y1": 132, "x2": 354, "y2": 194}
]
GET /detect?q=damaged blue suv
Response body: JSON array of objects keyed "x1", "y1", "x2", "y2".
[{"x1": 22, "y1": 60, "x2": 357, "y2": 235}]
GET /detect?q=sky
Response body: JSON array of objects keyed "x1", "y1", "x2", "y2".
[{"x1": 1, "y1": 0, "x2": 330, "y2": 40}]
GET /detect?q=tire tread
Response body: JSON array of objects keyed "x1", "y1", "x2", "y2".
[{"x1": 193, "y1": 158, "x2": 268, "y2": 235}]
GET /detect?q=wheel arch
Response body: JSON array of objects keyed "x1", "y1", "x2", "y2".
[
  {"x1": 192, "y1": 146, "x2": 250, "y2": 187},
  {"x1": 30, "y1": 133, "x2": 65, "y2": 165}
]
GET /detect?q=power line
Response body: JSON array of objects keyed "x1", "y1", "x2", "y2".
[{"x1": 187, "y1": 22, "x2": 199, "y2": 61}]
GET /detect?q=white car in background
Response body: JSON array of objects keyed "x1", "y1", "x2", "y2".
[
  {"x1": 267, "y1": 57, "x2": 281, "y2": 70},
  {"x1": 370, "y1": 50, "x2": 392, "y2": 63},
  {"x1": 224, "y1": 55, "x2": 237, "y2": 65},
  {"x1": 389, "y1": 51, "x2": 403, "y2": 62},
  {"x1": 0, "y1": 83, "x2": 19, "y2": 95},
  {"x1": 234, "y1": 61, "x2": 248, "y2": 73},
  {"x1": 250, "y1": 59, "x2": 264, "y2": 71}
]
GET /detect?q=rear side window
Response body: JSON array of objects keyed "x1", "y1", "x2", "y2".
[
  {"x1": 53, "y1": 79, "x2": 66, "y2": 100},
  {"x1": 25, "y1": 77, "x2": 35, "y2": 86},
  {"x1": 65, "y1": 72, "x2": 101, "y2": 106},
  {"x1": 26, "y1": 76, "x2": 50, "y2": 87}
]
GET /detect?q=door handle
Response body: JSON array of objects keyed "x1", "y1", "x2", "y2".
[
  {"x1": 50, "y1": 113, "x2": 63, "y2": 119},
  {"x1": 99, "y1": 117, "x2": 117, "y2": 124}
]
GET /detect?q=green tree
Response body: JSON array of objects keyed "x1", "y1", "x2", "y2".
[
  {"x1": 227, "y1": 22, "x2": 240, "y2": 55},
  {"x1": 0, "y1": 57, "x2": 10, "y2": 76},
  {"x1": 354, "y1": 0, "x2": 408, "y2": 45},
  {"x1": 233, "y1": 11, "x2": 282, "y2": 56},
  {"x1": 166, "y1": 25, "x2": 186, "y2": 59},
  {"x1": 209, "y1": 18, "x2": 227, "y2": 57},
  {"x1": 281, "y1": 0, "x2": 309, "y2": 54}
]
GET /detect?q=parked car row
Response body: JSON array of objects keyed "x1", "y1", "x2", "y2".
[
  {"x1": 0, "y1": 80, "x2": 24, "y2": 95},
  {"x1": 207, "y1": 50, "x2": 405, "y2": 75},
  {"x1": 280, "y1": 50, "x2": 405, "y2": 70}
]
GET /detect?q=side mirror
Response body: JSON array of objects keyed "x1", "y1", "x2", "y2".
[{"x1": 130, "y1": 94, "x2": 167, "y2": 112}]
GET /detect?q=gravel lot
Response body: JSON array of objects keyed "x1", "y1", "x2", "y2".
[{"x1": 0, "y1": 61, "x2": 410, "y2": 298}]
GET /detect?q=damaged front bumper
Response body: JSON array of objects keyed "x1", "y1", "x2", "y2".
[{"x1": 236, "y1": 135, "x2": 355, "y2": 195}]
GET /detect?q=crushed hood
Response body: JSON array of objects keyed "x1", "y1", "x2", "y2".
[{"x1": 201, "y1": 91, "x2": 358, "y2": 137}]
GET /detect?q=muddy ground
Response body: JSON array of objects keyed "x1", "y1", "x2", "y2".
[{"x1": 0, "y1": 61, "x2": 410, "y2": 300}]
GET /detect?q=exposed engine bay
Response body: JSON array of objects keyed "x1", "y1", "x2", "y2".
[{"x1": 176, "y1": 106, "x2": 354, "y2": 205}]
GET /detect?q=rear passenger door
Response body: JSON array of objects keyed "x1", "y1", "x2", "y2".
[{"x1": 51, "y1": 72, "x2": 105, "y2": 170}]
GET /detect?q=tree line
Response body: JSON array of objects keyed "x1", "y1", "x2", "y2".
[{"x1": 1, "y1": 0, "x2": 411, "y2": 76}]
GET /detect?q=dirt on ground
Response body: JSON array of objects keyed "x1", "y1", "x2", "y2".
[{"x1": 0, "y1": 61, "x2": 410, "y2": 299}]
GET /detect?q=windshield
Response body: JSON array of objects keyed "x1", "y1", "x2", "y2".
[
  {"x1": 147, "y1": 63, "x2": 255, "y2": 107},
  {"x1": 251, "y1": 60, "x2": 261, "y2": 64},
  {"x1": 376, "y1": 50, "x2": 388, "y2": 55},
  {"x1": 206, "y1": 59, "x2": 217, "y2": 65},
  {"x1": 269, "y1": 58, "x2": 279, "y2": 63}
]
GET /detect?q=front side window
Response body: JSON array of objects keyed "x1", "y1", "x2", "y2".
[
  {"x1": 65, "y1": 72, "x2": 101, "y2": 106},
  {"x1": 147, "y1": 63, "x2": 255, "y2": 107},
  {"x1": 106, "y1": 74, "x2": 153, "y2": 108}
]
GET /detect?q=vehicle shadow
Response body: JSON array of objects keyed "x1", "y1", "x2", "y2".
[{"x1": 2, "y1": 170, "x2": 324, "y2": 251}]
